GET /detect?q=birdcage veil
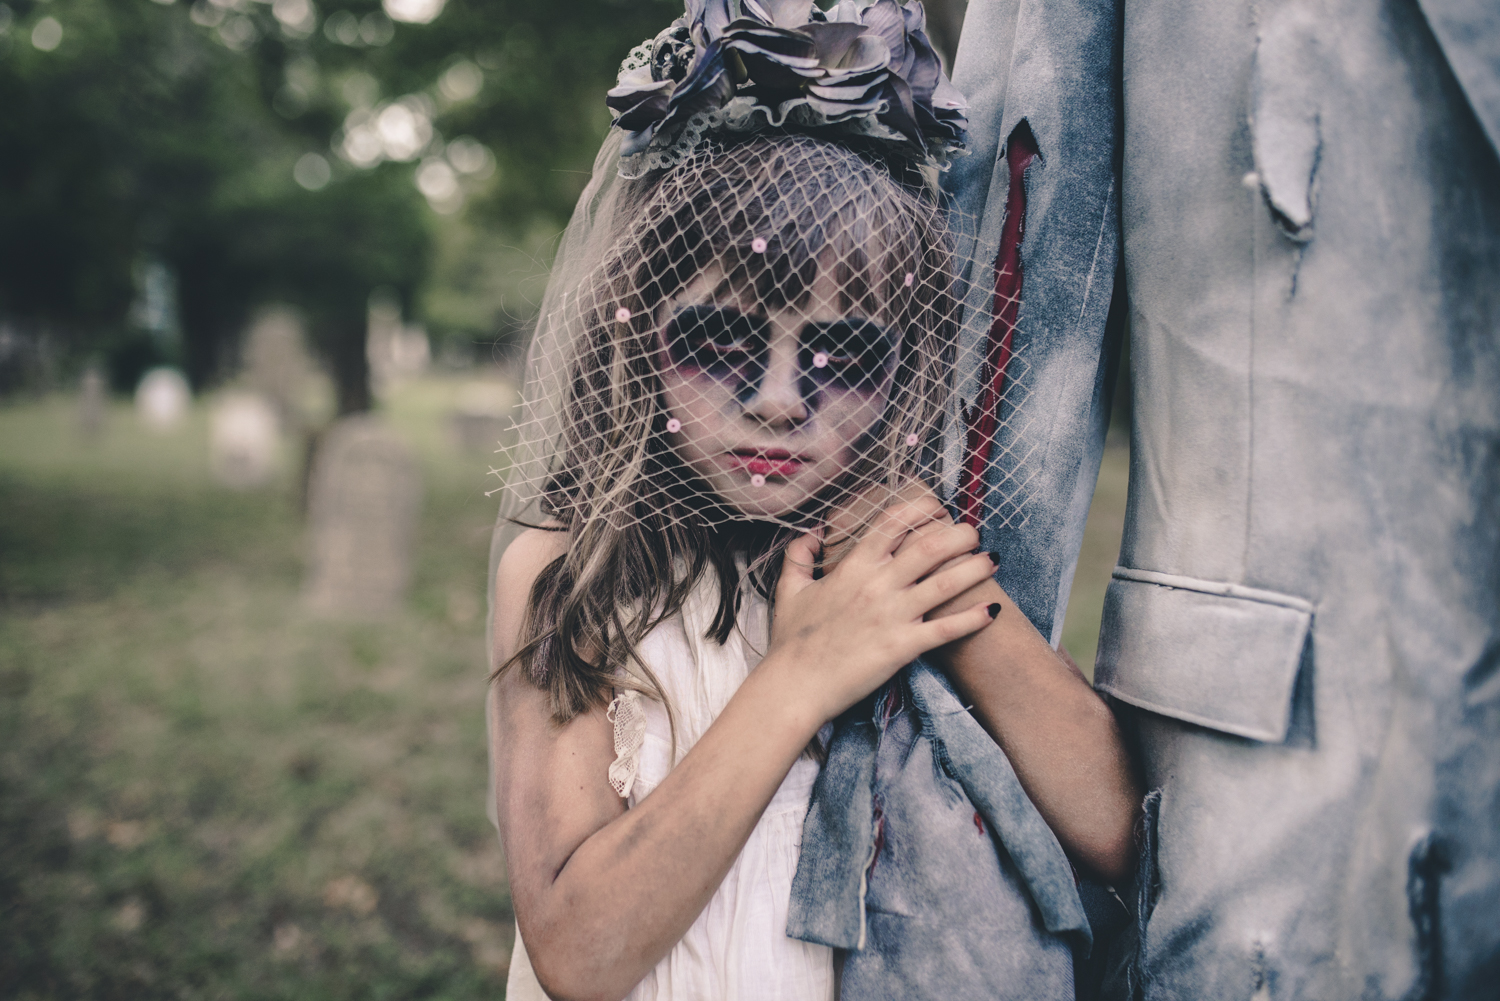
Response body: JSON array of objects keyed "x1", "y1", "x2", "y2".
[
  {"x1": 487, "y1": 0, "x2": 1035, "y2": 708},
  {"x1": 488, "y1": 130, "x2": 634, "y2": 563}
]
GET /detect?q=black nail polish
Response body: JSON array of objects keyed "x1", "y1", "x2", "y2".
[
  {"x1": 986, "y1": 551, "x2": 1000, "y2": 566},
  {"x1": 987, "y1": 602, "x2": 1002, "y2": 618}
]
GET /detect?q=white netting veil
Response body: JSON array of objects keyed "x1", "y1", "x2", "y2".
[
  {"x1": 491, "y1": 130, "x2": 1026, "y2": 566},
  {"x1": 500, "y1": 133, "x2": 979, "y2": 528},
  {"x1": 487, "y1": 4, "x2": 1033, "y2": 722}
]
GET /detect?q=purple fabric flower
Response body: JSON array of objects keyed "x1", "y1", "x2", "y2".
[{"x1": 608, "y1": 0, "x2": 968, "y2": 165}]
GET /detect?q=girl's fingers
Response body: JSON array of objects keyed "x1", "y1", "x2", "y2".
[
  {"x1": 904, "y1": 552, "x2": 998, "y2": 616},
  {"x1": 887, "y1": 520, "x2": 980, "y2": 585},
  {"x1": 777, "y1": 531, "x2": 822, "y2": 602},
  {"x1": 854, "y1": 494, "x2": 949, "y2": 561},
  {"x1": 913, "y1": 599, "x2": 999, "y2": 650},
  {"x1": 891, "y1": 517, "x2": 968, "y2": 579}
]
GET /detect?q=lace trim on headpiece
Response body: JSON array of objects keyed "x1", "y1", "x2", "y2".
[{"x1": 607, "y1": 0, "x2": 969, "y2": 179}]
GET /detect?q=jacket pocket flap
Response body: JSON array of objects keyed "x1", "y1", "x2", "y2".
[{"x1": 1094, "y1": 568, "x2": 1313, "y2": 742}]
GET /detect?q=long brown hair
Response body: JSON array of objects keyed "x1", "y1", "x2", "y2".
[{"x1": 496, "y1": 135, "x2": 962, "y2": 726}]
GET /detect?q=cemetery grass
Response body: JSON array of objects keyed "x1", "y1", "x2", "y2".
[
  {"x1": 1061, "y1": 427, "x2": 1130, "y2": 677},
  {"x1": 0, "y1": 388, "x2": 1129, "y2": 1001},
  {"x1": 0, "y1": 386, "x2": 513, "y2": 1001}
]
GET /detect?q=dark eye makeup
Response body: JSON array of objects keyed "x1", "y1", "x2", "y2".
[
  {"x1": 661, "y1": 304, "x2": 894, "y2": 395},
  {"x1": 662, "y1": 305, "x2": 766, "y2": 381},
  {"x1": 801, "y1": 319, "x2": 896, "y2": 390}
]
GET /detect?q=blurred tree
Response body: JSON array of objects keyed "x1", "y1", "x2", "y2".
[
  {"x1": 299, "y1": 0, "x2": 683, "y2": 354},
  {"x1": 0, "y1": 0, "x2": 958, "y2": 406},
  {"x1": 213, "y1": 169, "x2": 428, "y2": 413},
  {"x1": 921, "y1": 0, "x2": 966, "y2": 71},
  {"x1": 0, "y1": 0, "x2": 173, "y2": 389},
  {"x1": 0, "y1": 0, "x2": 681, "y2": 407},
  {"x1": 0, "y1": 0, "x2": 431, "y2": 412}
]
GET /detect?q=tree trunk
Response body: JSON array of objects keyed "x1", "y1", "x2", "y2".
[{"x1": 325, "y1": 311, "x2": 371, "y2": 415}]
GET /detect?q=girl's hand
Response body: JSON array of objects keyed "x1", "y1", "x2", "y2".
[{"x1": 766, "y1": 492, "x2": 999, "y2": 723}]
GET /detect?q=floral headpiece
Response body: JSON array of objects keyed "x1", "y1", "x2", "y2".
[{"x1": 607, "y1": 0, "x2": 969, "y2": 177}]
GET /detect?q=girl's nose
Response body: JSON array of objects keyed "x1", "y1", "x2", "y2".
[{"x1": 741, "y1": 328, "x2": 808, "y2": 429}]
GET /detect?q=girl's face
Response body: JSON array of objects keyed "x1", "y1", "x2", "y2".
[{"x1": 656, "y1": 265, "x2": 897, "y2": 519}]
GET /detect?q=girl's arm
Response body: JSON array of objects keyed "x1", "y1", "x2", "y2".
[
  {"x1": 902, "y1": 513, "x2": 1141, "y2": 883},
  {"x1": 825, "y1": 485, "x2": 1142, "y2": 883},
  {"x1": 491, "y1": 499, "x2": 997, "y2": 1001},
  {"x1": 927, "y1": 568, "x2": 1142, "y2": 883}
]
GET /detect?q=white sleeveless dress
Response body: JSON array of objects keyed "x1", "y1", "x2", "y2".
[{"x1": 505, "y1": 576, "x2": 836, "y2": 1001}]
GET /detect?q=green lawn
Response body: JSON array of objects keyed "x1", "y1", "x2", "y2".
[
  {"x1": 1062, "y1": 430, "x2": 1130, "y2": 676},
  {"x1": 0, "y1": 386, "x2": 511, "y2": 1001},
  {"x1": 0, "y1": 385, "x2": 1128, "y2": 1000}
]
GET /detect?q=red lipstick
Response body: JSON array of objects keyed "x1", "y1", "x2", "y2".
[{"x1": 728, "y1": 448, "x2": 805, "y2": 477}]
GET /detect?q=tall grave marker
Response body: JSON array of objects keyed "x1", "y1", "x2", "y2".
[
  {"x1": 243, "y1": 306, "x2": 319, "y2": 433},
  {"x1": 78, "y1": 365, "x2": 106, "y2": 439},
  {"x1": 303, "y1": 415, "x2": 421, "y2": 617}
]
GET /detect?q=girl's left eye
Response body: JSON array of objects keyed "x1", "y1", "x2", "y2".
[{"x1": 802, "y1": 319, "x2": 894, "y2": 386}]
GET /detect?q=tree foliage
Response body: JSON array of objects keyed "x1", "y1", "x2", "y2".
[{"x1": 0, "y1": 0, "x2": 677, "y2": 409}]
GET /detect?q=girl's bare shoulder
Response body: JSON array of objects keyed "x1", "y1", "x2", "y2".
[
  {"x1": 493, "y1": 525, "x2": 570, "y2": 667},
  {"x1": 496, "y1": 525, "x2": 570, "y2": 591}
]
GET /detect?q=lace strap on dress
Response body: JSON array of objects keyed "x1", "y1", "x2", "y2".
[{"x1": 606, "y1": 689, "x2": 646, "y2": 799}]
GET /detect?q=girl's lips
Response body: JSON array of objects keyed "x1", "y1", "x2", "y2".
[{"x1": 728, "y1": 449, "x2": 806, "y2": 477}]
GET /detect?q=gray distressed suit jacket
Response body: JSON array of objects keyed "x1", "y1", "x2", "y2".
[
  {"x1": 786, "y1": 1, "x2": 1127, "y2": 996},
  {"x1": 948, "y1": 1, "x2": 1500, "y2": 999}
]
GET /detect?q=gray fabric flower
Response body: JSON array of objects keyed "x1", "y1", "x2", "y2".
[{"x1": 608, "y1": 0, "x2": 968, "y2": 169}]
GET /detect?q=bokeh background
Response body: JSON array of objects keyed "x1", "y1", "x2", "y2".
[{"x1": 0, "y1": 0, "x2": 1125, "y2": 996}]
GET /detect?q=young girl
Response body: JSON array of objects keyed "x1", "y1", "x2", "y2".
[{"x1": 490, "y1": 7, "x2": 1138, "y2": 998}]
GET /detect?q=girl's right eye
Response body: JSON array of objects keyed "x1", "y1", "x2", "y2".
[{"x1": 663, "y1": 306, "x2": 764, "y2": 376}]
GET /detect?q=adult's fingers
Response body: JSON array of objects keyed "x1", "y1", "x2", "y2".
[
  {"x1": 890, "y1": 505, "x2": 957, "y2": 558},
  {"x1": 890, "y1": 516, "x2": 968, "y2": 579},
  {"x1": 904, "y1": 552, "x2": 998, "y2": 616},
  {"x1": 826, "y1": 479, "x2": 944, "y2": 548}
]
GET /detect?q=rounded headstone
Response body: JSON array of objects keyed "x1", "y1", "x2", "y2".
[
  {"x1": 243, "y1": 306, "x2": 318, "y2": 432},
  {"x1": 135, "y1": 368, "x2": 190, "y2": 431},
  {"x1": 210, "y1": 392, "x2": 280, "y2": 489},
  {"x1": 449, "y1": 380, "x2": 516, "y2": 452}
]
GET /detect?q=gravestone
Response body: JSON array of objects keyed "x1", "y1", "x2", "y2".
[
  {"x1": 210, "y1": 391, "x2": 280, "y2": 489},
  {"x1": 367, "y1": 293, "x2": 430, "y2": 397},
  {"x1": 243, "y1": 306, "x2": 318, "y2": 432},
  {"x1": 78, "y1": 365, "x2": 106, "y2": 439},
  {"x1": 303, "y1": 415, "x2": 422, "y2": 617},
  {"x1": 135, "y1": 368, "x2": 190, "y2": 431},
  {"x1": 449, "y1": 380, "x2": 515, "y2": 453}
]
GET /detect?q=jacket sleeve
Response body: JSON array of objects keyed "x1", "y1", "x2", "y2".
[{"x1": 940, "y1": 0, "x2": 1127, "y2": 647}]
